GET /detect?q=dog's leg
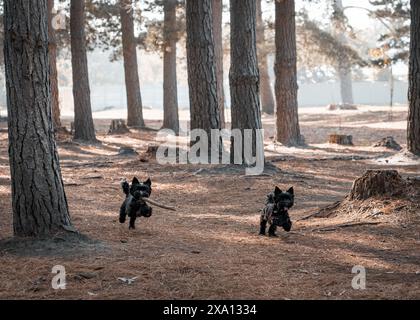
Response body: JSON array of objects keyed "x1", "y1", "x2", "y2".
[
  {"x1": 268, "y1": 224, "x2": 278, "y2": 237},
  {"x1": 283, "y1": 219, "x2": 292, "y2": 232},
  {"x1": 259, "y1": 218, "x2": 267, "y2": 236},
  {"x1": 119, "y1": 200, "x2": 127, "y2": 223},
  {"x1": 129, "y1": 215, "x2": 137, "y2": 230}
]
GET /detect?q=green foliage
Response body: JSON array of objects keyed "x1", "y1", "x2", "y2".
[{"x1": 368, "y1": 0, "x2": 410, "y2": 65}]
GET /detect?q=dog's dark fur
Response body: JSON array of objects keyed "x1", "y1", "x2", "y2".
[
  {"x1": 259, "y1": 186, "x2": 294, "y2": 237},
  {"x1": 119, "y1": 177, "x2": 153, "y2": 229}
]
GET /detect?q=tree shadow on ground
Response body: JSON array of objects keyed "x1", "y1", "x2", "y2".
[{"x1": 0, "y1": 232, "x2": 109, "y2": 258}]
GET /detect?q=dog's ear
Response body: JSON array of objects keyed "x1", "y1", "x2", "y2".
[
  {"x1": 274, "y1": 186, "x2": 282, "y2": 196},
  {"x1": 287, "y1": 187, "x2": 294, "y2": 195},
  {"x1": 144, "y1": 178, "x2": 151, "y2": 186},
  {"x1": 132, "y1": 177, "x2": 140, "y2": 185}
]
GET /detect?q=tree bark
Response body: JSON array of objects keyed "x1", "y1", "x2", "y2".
[
  {"x1": 48, "y1": 0, "x2": 62, "y2": 130},
  {"x1": 333, "y1": 0, "x2": 354, "y2": 105},
  {"x1": 70, "y1": 0, "x2": 97, "y2": 142},
  {"x1": 256, "y1": 0, "x2": 275, "y2": 115},
  {"x1": 4, "y1": 0, "x2": 73, "y2": 236},
  {"x1": 186, "y1": 0, "x2": 221, "y2": 138},
  {"x1": 120, "y1": 0, "x2": 145, "y2": 128},
  {"x1": 162, "y1": 0, "x2": 179, "y2": 134},
  {"x1": 212, "y1": 0, "x2": 225, "y2": 127},
  {"x1": 230, "y1": 0, "x2": 263, "y2": 162},
  {"x1": 408, "y1": 0, "x2": 420, "y2": 155},
  {"x1": 274, "y1": 0, "x2": 302, "y2": 146}
]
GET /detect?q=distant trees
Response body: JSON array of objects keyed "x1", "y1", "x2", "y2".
[
  {"x1": 120, "y1": 0, "x2": 145, "y2": 127},
  {"x1": 70, "y1": 0, "x2": 97, "y2": 142},
  {"x1": 48, "y1": 0, "x2": 62, "y2": 130},
  {"x1": 229, "y1": 0, "x2": 263, "y2": 160},
  {"x1": 162, "y1": 0, "x2": 180, "y2": 134},
  {"x1": 332, "y1": 0, "x2": 354, "y2": 105},
  {"x1": 275, "y1": 0, "x2": 302, "y2": 146},
  {"x1": 186, "y1": 0, "x2": 221, "y2": 145},
  {"x1": 4, "y1": 0, "x2": 73, "y2": 236},
  {"x1": 408, "y1": 0, "x2": 420, "y2": 155},
  {"x1": 212, "y1": 0, "x2": 225, "y2": 127},
  {"x1": 257, "y1": 0, "x2": 275, "y2": 115}
]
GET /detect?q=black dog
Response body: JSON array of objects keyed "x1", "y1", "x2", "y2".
[
  {"x1": 119, "y1": 177, "x2": 153, "y2": 229},
  {"x1": 259, "y1": 186, "x2": 293, "y2": 237}
]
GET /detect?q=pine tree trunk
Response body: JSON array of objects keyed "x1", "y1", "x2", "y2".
[
  {"x1": 230, "y1": 0, "x2": 263, "y2": 162},
  {"x1": 257, "y1": 0, "x2": 275, "y2": 115},
  {"x1": 70, "y1": 0, "x2": 97, "y2": 142},
  {"x1": 274, "y1": 0, "x2": 302, "y2": 146},
  {"x1": 334, "y1": 0, "x2": 354, "y2": 105},
  {"x1": 186, "y1": 0, "x2": 221, "y2": 138},
  {"x1": 212, "y1": 0, "x2": 225, "y2": 127},
  {"x1": 120, "y1": 0, "x2": 145, "y2": 128},
  {"x1": 48, "y1": 0, "x2": 62, "y2": 130},
  {"x1": 4, "y1": 0, "x2": 73, "y2": 236},
  {"x1": 408, "y1": 0, "x2": 420, "y2": 155},
  {"x1": 162, "y1": 0, "x2": 179, "y2": 134}
]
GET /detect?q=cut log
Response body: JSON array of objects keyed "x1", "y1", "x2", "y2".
[
  {"x1": 348, "y1": 170, "x2": 407, "y2": 201},
  {"x1": 108, "y1": 119, "x2": 130, "y2": 135},
  {"x1": 329, "y1": 134, "x2": 353, "y2": 146}
]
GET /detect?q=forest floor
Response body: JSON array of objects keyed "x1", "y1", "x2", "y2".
[{"x1": 0, "y1": 105, "x2": 419, "y2": 300}]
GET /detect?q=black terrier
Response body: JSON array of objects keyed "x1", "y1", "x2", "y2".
[
  {"x1": 119, "y1": 177, "x2": 153, "y2": 229},
  {"x1": 259, "y1": 186, "x2": 293, "y2": 237}
]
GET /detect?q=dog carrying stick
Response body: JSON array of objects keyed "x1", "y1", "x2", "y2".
[{"x1": 140, "y1": 198, "x2": 176, "y2": 211}]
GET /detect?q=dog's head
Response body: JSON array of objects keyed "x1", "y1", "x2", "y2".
[
  {"x1": 271, "y1": 186, "x2": 293, "y2": 231},
  {"x1": 272, "y1": 186, "x2": 294, "y2": 211},
  {"x1": 130, "y1": 177, "x2": 152, "y2": 200}
]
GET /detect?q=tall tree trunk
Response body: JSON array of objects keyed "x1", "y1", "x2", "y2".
[
  {"x1": 408, "y1": 0, "x2": 420, "y2": 155},
  {"x1": 48, "y1": 0, "x2": 62, "y2": 130},
  {"x1": 186, "y1": 0, "x2": 221, "y2": 141},
  {"x1": 120, "y1": 0, "x2": 145, "y2": 128},
  {"x1": 4, "y1": 0, "x2": 73, "y2": 236},
  {"x1": 212, "y1": 0, "x2": 225, "y2": 127},
  {"x1": 333, "y1": 0, "x2": 354, "y2": 105},
  {"x1": 162, "y1": 0, "x2": 179, "y2": 134},
  {"x1": 70, "y1": 0, "x2": 97, "y2": 142},
  {"x1": 230, "y1": 0, "x2": 263, "y2": 162},
  {"x1": 256, "y1": 0, "x2": 275, "y2": 115},
  {"x1": 337, "y1": 56, "x2": 354, "y2": 105},
  {"x1": 275, "y1": 0, "x2": 302, "y2": 146}
]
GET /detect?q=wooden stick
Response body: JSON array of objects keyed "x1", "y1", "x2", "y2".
[
  {"x1": 141, "y1": 198, "x2": 176, "y2": 211},
  {"x1": 312, "y1": 222, "x2": 381, "y2": 232}
]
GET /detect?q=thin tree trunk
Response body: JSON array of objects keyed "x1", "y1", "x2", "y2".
[
  {"x1": 408, "y1": 0, "x2": 420, "y2": 155},
  {"x1": 70, "y1": 0, "x2": 97, "y2": 142},
  {"x1": 230, "y1": 0, "x2": 263, "y2": 162},
  {"x1": 256, "y1": 0, "x2": 275, "y2": 115},
  {"x1": 275, "y1": 0, "x2": 302, "y2": 146},
  {"x1": 186, "y1": 0, "x2": 221, "y2": 141},
  {"x1": 162, "y1": 0, "x2": 179, "y2": 134},
  {"x1": 4, "y1": 0, "x2": 73, "y2": 236},
  {"x1": 212, "y1": 0, "x2": 225, "y2": 127},
  {"x1": 334, "y1": 0, "x2": 354, "y2": 105},
  {"x1": 48, "y1": 0, "x2": 62, "y2": 130},
  {"x1": 120, "y1": 0, "x2": 145, "y2": 128}
]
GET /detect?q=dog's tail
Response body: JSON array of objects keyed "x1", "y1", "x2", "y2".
[{"x1": 121, "y1": 179, "x2": 130, "y2": 196}]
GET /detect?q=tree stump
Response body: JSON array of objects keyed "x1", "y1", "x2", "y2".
[
  {"x1": 329, "y1": 134, "x2": 353, "y2": 145},
  {"x1": 108, "y1": 119, "x2": 130, "y2": 135},
  {"x1": 348, "y1": 170, "x2": 407, "y2": 201},
  {"x1": 373, "y1": 136, "x2": 402, "y2": 151}
]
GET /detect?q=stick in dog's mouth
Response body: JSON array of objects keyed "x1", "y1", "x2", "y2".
[{"x1": 138, "y1": 197, "x2": 176, "y2": 211}]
